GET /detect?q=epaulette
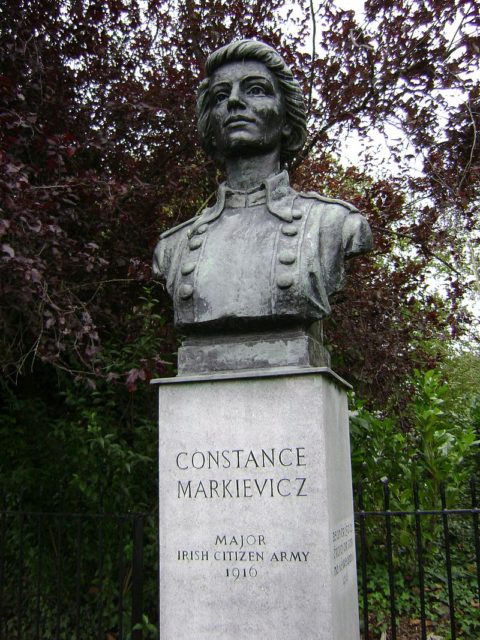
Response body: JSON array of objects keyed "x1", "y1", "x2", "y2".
[
  {"x1": 160, "y1": 216, "x2": 198, "y2": 239},
  {"x1": 299, "y1": 191, "x2": 359, "y2": 213}
]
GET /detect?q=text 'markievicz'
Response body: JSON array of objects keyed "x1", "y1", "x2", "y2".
[{"x1": 175, "y1": 446, "x2": 308, "y2": 499}]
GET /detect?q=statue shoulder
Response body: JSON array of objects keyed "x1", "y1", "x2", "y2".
[
  {"x1": 297, "y1": 190, "x2": 372, "y2": 257},
  {"x1": 154, "y1": 215, "x2": 199, "y2": 281},
  {"x1": 298, "y1": 190, "x2": 360, "y2": 214},
  {"x1": 160, "y1": 215, "x2": 199, "y2": 240}
]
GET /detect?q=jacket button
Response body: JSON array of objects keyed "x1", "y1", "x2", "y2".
[
  {"x1": 279, "y1": 250, "x2": 296, "y2": 265},
  {"x1": 281, "y1": 225, "x2": 297, "y2": 236},
  {"x1": 277, "y1": 274, "x2": 294, "y2": 288},
  {"x1": 178, "y1": 284, "x2": 194, "y2": 299},
  {"x1": 196, "y1": 224, "x2": 209, "y2": 234},
  {"x1": 188, "y1": 237, "x2": 203, "y2": 250},
  {"x1": 292, "y1": 211, "x2": 302, "y2": 220},
  {"x1": 181, "y1": 261, "x2": 196, "y2": 275}
]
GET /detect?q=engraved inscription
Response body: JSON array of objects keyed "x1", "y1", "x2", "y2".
[
  {"x1": 175, "y1": 446, "x2": 308, "y2": 500},
  {"x1": 176, "y1": 531, "x2": 311, "y2": 580},
  {"x1": 331, "y1": 521, "x2": 355, "y2": 585},
  {"x1": 172, "y1": 445, "x2": 317, "y2": 582}
]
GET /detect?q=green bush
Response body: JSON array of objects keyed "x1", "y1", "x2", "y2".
[{"x1": 351, "y1": 367, "x2": 480, "y2": 639}]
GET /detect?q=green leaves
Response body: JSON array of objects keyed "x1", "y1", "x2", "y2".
[
  {"x1": 352, "y1": 365, "x2": 480, "y2": 638},
  {"x1": 351, "y1": 366, "x2": 479, "y2": 510}
]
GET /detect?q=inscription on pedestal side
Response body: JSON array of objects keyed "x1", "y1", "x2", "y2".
[{"x1": 331, "y1": 520, "x2": 355, "y2": 585}]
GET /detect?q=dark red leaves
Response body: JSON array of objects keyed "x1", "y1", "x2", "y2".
[{"x1": 0, "y1": 0, "x2": 478, "y2": 402}]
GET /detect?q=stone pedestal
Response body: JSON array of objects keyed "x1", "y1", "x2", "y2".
[
  {"x1": 153, "y1": 367, "x2": 359, "y2": 640},
  {"x1": 177, "y1": 324, "x2": 331, "y2": 375}
]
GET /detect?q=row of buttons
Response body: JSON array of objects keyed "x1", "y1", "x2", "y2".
[
  {"x1": 276, "y1": 212, "x2": 302, "y2": 289},
  {"x1": 177, "y1": 212, "x2": 303, "y2": 299},
  {"x1": 178, "y1": 227, "x2": 206, "y2": 299}
]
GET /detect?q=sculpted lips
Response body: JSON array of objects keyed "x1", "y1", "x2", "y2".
[{"x1": 223, "y1": 115, "x2": 256, "y2": 127}]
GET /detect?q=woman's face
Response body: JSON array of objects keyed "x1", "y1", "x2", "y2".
[{"x1": 208, "y1": 60, "x2": 287, "y2": 159}]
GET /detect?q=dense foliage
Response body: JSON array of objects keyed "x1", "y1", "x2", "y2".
[{"x1": 350, "y1": 365, "x2": 480, "y2": 638}]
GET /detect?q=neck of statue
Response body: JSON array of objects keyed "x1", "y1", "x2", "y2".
[{"x1": 224, "y1": 149, "x2": 281, "y2": 191}]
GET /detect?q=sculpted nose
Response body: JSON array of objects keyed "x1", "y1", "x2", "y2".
[{"x1": 227, "y1": 86, "x2": 245, "y2": 110}]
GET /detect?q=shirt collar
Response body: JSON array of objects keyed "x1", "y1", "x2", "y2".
[{"x1": 191, "y1": 170, "x2": 296, "y2": 233}]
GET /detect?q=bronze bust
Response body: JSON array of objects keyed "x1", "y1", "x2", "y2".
[{"x1": 153, "y1": 40, "x2": 372, "y2": 374}]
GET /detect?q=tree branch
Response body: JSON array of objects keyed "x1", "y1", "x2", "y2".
[
  {"x1": 307, "y1": 0, "x2": 318, "y2": 114},
  {"x1": 370, "y1": 224, "x2": 463, "y2": 276}
]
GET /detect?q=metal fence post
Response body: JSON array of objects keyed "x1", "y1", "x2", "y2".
[
  {"x1": 35, "y1": 514, "x2": 44, "y2": 640},
  {"x1": 413, "y1": 482, "x2": 427, "y2": 640},
  {"x1": 471, "y1": 477, "x2": 480, "y2": 602},
  {"x1": 74, "y1": 517, "x2": 82, "y2": 640},
  {"x1": 440, "y1": 483, "x2": 456, "y2": 640},
  {"x1": 132, "y1": 515, "x2": 144, "y2": 640},
  {"x1": 383, "y1": 480, "x2": 397, "y2": 640},
  {"x1": 0, "y1": 495, "x2": 5, "y2": 640},
  {"x1": 357, "y1": 483, "x2": 370, "y2": 640},
  {"x1": 17, "y1": 512, "x2": 24, "y2": 640}
]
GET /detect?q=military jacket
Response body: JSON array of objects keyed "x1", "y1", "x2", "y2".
[{"x1": 153, "y1": 171, "x2": 372, "y2": 333}]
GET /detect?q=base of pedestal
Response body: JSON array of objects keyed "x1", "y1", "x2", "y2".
[{"x1": 154, "y1": 368, "x2": 359, "y2": 640}]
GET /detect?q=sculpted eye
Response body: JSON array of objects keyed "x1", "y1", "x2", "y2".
[
  {"x1": 214, "y1": 92, "x2": 229, "y2": 105},
  {"x1": 247, "y1": 85, "x2": 266, "y2": 96}
]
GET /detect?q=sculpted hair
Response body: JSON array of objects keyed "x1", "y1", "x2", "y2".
[{"x1": 196, "y1": 40, "x2": 307, "y2": 164}]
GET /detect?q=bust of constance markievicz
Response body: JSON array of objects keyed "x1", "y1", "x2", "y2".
[{"x1": 153, "y1": 40, "x2": 372, "y2": 374}]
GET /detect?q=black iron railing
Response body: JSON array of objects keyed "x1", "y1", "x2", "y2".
[
  {"x1": 0, "y1": 508, "x2": 150, "y2": 640},
  {"x1": 1, "y1": 480, "x2": 479, "y2": 639},
  {"x1": 355, "y1": 479, "x2": 480, "y2": 640}
]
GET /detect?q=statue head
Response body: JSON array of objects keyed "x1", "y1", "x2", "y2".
[{"x1": 197, "y1": 40, "x2": 307, "y2": 165}]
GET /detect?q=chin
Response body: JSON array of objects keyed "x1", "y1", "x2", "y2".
[{"x1": 222, "y1": 138, "x2": 280, "y2": 157}]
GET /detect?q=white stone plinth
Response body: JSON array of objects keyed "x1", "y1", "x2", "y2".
[{"x1": 153, "y1": 367, "x2": 360, "y2": 640}]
